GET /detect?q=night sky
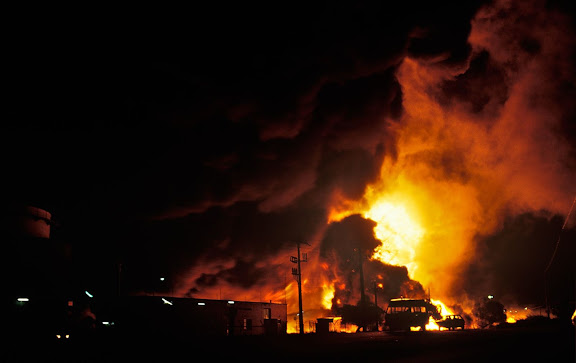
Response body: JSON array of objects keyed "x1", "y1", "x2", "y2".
[{"x1": 3, "y1": 1, "x2": 576, "y2": 312}]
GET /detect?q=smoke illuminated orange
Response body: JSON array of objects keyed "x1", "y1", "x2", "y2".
[
  {"x1": 366, "y1": 198, "x2": 424, "y2": 276},
  {"x1": 325, "y1": 0, "x2": 576, "y2": 322},
  {"x1": 177, "y1": 0, "x2": 576, "y2": 334}
]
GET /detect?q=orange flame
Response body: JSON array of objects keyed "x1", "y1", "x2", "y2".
[
  {"x1": 325, "y1": 0, "x2": 576, "y2": 313},
  {"x1": 178, "y1": 0, "x2": 576, "y2": 334}
]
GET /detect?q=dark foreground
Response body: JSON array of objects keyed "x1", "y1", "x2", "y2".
[{"x1": 6, "y1": 323, "x2": 575, "y2": 362}]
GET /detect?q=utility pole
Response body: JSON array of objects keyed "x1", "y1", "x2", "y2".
[
  {"x1": 356, "y1": 248, "x2": 366, "y2": 304},
  {"x1": 373, "y1": 281, "x2": 378, "y2": 307},
  {"x1": 374, "y1": 281, "x2": 381, "y2": 331},
  {"x1": 355, "y1": 247, "x2": 368, "y2": 332},
  {"x1": 291, "y1": 242, "x2": 308, "y2": 334}
]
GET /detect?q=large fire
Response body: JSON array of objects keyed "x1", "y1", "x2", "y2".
[
  {"x1": 366, "y1": 198, "x2": 424, "y2": 276},
  {"x1": 175, "y1": 0, "x2": 575, "y2": 335},
  {"x1": 323, "y1": 51, "x2": 487, "y2": 318},
  {"x1": 315, "y1": 0, "x2": 576, "y2": 332},
  {"x1": 327, "y1": 180, "x2": 464, "y2": 329}
]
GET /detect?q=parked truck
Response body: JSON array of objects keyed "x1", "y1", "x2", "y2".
[{"x1": 384, "y1": 298, "x2": 441, "y2": 332}]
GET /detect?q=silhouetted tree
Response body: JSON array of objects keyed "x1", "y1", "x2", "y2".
[
  {"x1": 473, "y1": 297, "x2": 506, "y2": 328},
  {"x1": 339, "y1": 302, "x2": 383, "y2": 332}
]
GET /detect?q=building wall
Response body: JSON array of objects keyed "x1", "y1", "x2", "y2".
[
  {"x1": 105, "y1": 296, "x2": 287, "y2": 337},
  {"x1": 227, "y1": 300, "x2": 287, "y2": 336}
]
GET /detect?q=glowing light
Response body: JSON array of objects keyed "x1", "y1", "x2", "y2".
[
  {"x1": 162, "y1": 298, "x2": 173, "y2": 305},
  {"x1": 431, "y1": 298, "x2": 453, "y2": 317},
  {"x1": 329, "y1": 317, "x2": 358, "y2": 333},
  {"x1": 365, "y1": 200, "x2": 424, "y2": 276},
  {"x1": 85, "y1": 291, "x2": 94, "y2": 298},
  {"x1": 425, "y1": 316, "x2": 440, "y2": 331},
  {"x1": 17, "y1": 297, "x2": 29, "y2": 302},
  {"x1": 197, "y1": 302, "x2": 205, "y2": 306},
  {"x1": 321, "y1": 284, "x2": 335, "y2": 310}
]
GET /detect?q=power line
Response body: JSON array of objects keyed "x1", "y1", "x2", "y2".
[
  {"x1": 545, "y1": 195, "x2": 576, "y2": 274},
  {"x1": 544, "y1": 195, "x2": 576, "y2": 318}
]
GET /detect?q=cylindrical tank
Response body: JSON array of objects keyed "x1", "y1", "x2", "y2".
[{"x1": 16, "y1": 206, "x2": 52, "y2": 239}]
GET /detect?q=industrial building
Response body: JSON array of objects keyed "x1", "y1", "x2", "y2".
[
  {"x1": 97, "y1": 296, "x2": 287, "y2": 337},
  {"x1": 3, "y1": 205, "x2": 287, "y2": 341}
]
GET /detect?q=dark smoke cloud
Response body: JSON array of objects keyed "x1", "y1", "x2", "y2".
[
  {"x1": 5, "y1": 0, "x2": 574, "y2": 306},
  {"x1": 320, "y1": 214, "x2": 380, "y2": 258},
  {"x1": 461, "y1": 211, "x2": 575, "y2": 316},
  {"x1": 194, "y1": 259, "x2": 267, "y2": 290},
  {"x1": 320, "y1": 215, "x2": 425, "y2": 305}
]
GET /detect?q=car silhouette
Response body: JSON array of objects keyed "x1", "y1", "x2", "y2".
[{"x1": 437, "y1": 314, "x2": 465, "y2": 330}]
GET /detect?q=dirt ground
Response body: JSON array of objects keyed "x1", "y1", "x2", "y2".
[{"x1": 7, "y1": 321, "x2": 575, "y2": 362}]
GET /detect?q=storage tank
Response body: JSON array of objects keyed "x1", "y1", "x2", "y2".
[{"x1": 15, "y1": 206, "x2": 52, "y2": 239}]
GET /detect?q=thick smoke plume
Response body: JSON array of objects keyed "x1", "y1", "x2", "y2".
[
  {"x1": 3, "y1": 0, "x2": 576, "y2": 336},
  {"x1": 170, "y1": 1, "x2": 576, "y2": 327},
  {"x1": 5, "y1": 1, "x2": 572, "y2": 331},
  {"x1": 398, "y1": 0, "x2": 576, "y2": 298}
]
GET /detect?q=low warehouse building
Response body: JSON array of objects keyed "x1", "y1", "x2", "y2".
[{"x1": 98, "y1": 296, "x2": 287, "y2": 337}]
